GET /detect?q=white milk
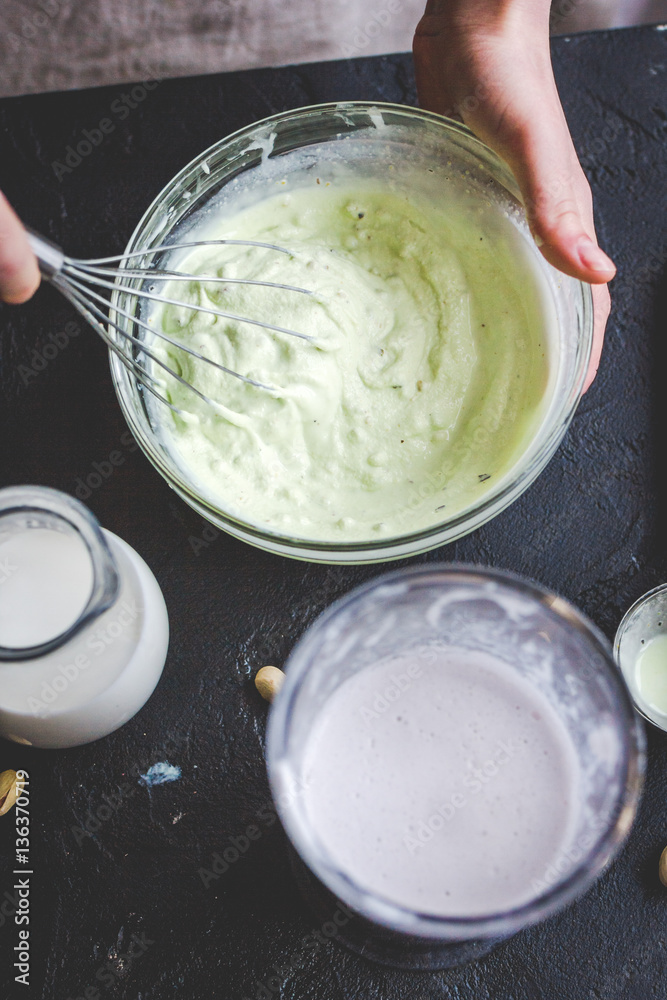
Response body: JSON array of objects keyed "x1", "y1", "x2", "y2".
[
  {"x1": 636, "y1": 633, "x2": 667, "y2": 716},
  {"x1": 301, "y1": 648, "x2": 580, "y2": 918},
  {"x1": 0, "y1": 526, "x2": 169, "y2": 749},
  {"x1": 0, "y1": 528, "x2": 93, "y2": 648}
]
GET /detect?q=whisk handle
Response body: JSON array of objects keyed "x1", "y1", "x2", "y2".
[{"x1": 25, "y1": 227, "x2": 65, "y2": 278}]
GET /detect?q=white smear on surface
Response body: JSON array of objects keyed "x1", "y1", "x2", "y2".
[
  {"x1": 247, "y1": 130, "x2": 277, "y2": 165},
  {"x1": 368, "y1": 108, "x2": 385, "y2": 130},
  {"x1": 139, "y1": 762, "x2": 182, "y2": 786}
]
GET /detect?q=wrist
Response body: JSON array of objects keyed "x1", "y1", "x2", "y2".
[{"x1": 417, "y1": 0, "x2": 551, "y2": 39}]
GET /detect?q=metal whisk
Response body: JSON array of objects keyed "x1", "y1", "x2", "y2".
[{"x1": 27, "y1": 229, "x2": 314, "y2": 411}]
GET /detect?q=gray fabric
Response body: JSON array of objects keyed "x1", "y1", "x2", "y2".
[{"x1": 0, "y1": 0, "x2": 665, "y2": 99}]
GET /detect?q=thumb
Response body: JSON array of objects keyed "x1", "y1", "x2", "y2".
[
  {"x1": 465, "y1": 88, "x2": 615, "y2": 285},
  {"x1": 0, "y1": 191, "x2": 40, "y2": 304}
]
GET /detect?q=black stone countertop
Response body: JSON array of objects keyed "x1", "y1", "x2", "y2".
[{"x1": 1, "y1": 24, "x2": 666, "y2": 1000}]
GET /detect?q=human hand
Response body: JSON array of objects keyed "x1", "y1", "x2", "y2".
[
  {"x1": 413, "y1": 0, "x2": 614, "y2": 390},
  {"x1": 0, "y1": 190, "x2": 40, "y2": 304}
]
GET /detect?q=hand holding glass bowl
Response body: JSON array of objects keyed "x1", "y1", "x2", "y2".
[{"x1": 110, "y1": 103, "x2": 593, "y2": 564}]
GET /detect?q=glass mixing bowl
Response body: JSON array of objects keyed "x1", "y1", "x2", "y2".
[{"x1": 109, "y1": 103, "x2": 593, "y2": 564}]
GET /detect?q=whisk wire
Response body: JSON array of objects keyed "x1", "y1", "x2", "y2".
[
  {"x1": 66, "y1": 263, "x2": 312, "y2": 295},
  {"x1": 61, "y1": 263, "x2": 316, "y2": 342},
  {"x1": 62, "y1": 273, "x2": 277, "y2": 394},
  {"x1": 27, "y1": 230, "x2": 312, "y2": 407},
  {"x1": 52, "y1": 274, "x2": 183, "y2": 414},
  {"x1": 68, "y1": 238, "x2": 296, "y2": 267}
]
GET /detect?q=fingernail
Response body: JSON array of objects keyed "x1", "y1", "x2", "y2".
[{"x1": 578, "y1": 238, "x2": 616, "y2": 275}]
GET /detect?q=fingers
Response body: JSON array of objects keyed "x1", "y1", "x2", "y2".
[
  {"x1": 0, "y1": 191, "x2": 40, "y2": 304},
  {"x1": 465, "y1": 106, "x2": 613, "y2": 388},
  {"x1": 451, "y1": 47, "x2": 615, "y2": 287},
  {"x1": 414, "y1": 11, "x2": 616, "y2": 288},
  {"x1": 479, "y1": 114, "x2": 613, "y2": 389},
  {"x1": 414, "y1": 9, "x2": 613, "y2": 389},
  {"x1": 494, "y1": 112, "x2": 616, "y2": 285}
]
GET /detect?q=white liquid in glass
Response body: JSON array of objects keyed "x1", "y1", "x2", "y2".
[
  {"x1": 0, "y1": 527, "x2": 169, "y2": 749},
  {"x1": 0, "y1": 528, "x2": 93, "y2": 648},
  {"x1": 301, "y1": 649, "x2": 581, "y2": 918}
]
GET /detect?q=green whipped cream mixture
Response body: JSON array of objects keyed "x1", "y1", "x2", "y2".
[{"x1": 149, "y1": 178, "x2": 553, "y2": 541}]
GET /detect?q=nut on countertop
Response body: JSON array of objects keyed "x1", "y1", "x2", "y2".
[
  {"x1": 0, "y1": 770, "x2": 25, "y2": 817},
  {"x1": 659, "y1": 846, "x2": 667, "y2": 888},
  {"x1": 255, "y1": 666, "x2": 285, "y2": 703}
]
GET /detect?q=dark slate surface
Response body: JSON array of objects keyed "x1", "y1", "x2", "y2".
[{"x1": 1, "y1": 24, "x2": 666, "y2": 1000}]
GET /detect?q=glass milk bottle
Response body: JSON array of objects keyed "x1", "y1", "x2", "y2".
[{"x1": 0, "y1": 486, "x2": 169, "y2": 748}]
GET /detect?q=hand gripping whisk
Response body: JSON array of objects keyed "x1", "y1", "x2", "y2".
[{"x1": 26, "y1": 229, "x2": 314, "y2": 411}]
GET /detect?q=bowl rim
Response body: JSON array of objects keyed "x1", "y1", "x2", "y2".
[
  {"x1": 109, "y1": 101, "x2": 594, "y2": 564},
  {"x1": 614, "y1": 581, "x2": 667, "y2": 730}
]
